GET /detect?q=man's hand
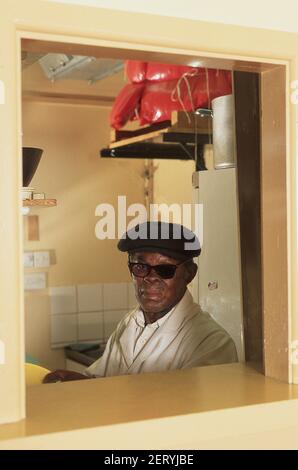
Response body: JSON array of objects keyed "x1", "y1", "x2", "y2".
[{"x1": 42, "y1": 369, "x2": 90, "y2": 383}]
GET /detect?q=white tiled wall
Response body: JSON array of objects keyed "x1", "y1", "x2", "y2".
[
  {"x1": 51, "y1": 314, "x2": 77, "y2": 344},
  {"x1": 50, "y1": 283, "x2": 136, "y2": 347},
  {"x1": 77, "y1": 312, "x2": 104, "y2": 341},
  {"x1": 77, "y1": 284, "x2": 103, "y2": 312},
  {"x1": 103, "y1": 283, "x2": 128, "y2": 310},
  {"x1": 49, "y1": 286, "x2": 77, "y2": 314},
  {"x1": 103, "y1": 310, "x2": 126, "y2": 339}
]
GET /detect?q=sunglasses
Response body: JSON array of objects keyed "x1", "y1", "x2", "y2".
[{"x1": 128, "y1": 260, "x2": 187, "y2": 279}]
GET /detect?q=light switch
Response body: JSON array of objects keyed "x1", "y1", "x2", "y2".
[
  {"x1": 23, "y1": 251, "x2": 34, "y2": 268},
  {"x1": 24, "y1": 272, "x2": 46, "y2": 290},
  {"x1": 34, "y1": 251, "x2": 50, "y2": 268}
]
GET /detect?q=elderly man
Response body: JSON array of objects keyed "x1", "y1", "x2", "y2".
[{"x1": 43, "y1": 221, "x2": 237, "y2": 383}]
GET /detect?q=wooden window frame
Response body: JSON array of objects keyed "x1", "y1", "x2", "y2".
[{"x1": 0, "y1": 1, "x2": 296, "y2": 427}]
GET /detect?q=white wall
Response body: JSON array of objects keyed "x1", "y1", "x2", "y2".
[{"x1": 46, "y1": 0, "x2": 298, "y2": 33}]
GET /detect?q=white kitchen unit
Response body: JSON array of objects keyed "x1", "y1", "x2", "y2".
[{"x1": 192, "y1": 168, "x2": 244, "y2": 361}]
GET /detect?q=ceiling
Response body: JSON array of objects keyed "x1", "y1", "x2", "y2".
[{"x1": 22, "y1": 51, "x2": 126, "y2": 105}]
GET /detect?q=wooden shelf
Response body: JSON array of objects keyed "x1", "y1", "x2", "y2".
[
  {"x1": 23, "y1": 199, "x2": 57, "y2": 207},
  {"x1": 109, "y1": 111, "x2": 212, "y2": 149}
]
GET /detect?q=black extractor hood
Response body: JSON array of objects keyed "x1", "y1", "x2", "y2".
[{"x1": 100, "y1": 111, "x2": 212, "y2": 171}]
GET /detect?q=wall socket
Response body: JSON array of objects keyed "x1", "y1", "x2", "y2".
[
  {"x1": 24, "y1": 272, "x2": 47, "y2": 290},
  {"x1": 33, "y1": 251, "x2": 50, "y2": 268},
  {"x1": 23, "y1": 252, "x2": 34, "y2": 268}
]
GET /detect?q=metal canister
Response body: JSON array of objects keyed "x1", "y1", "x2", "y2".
[{"x1": 212, "y1": 94, "x2": 236, "y2": 169}]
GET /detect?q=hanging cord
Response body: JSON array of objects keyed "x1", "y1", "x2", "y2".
[
  {"x1": 171, "y1": 69, "x2": 198, "y2": 124},
  {"x1": 171, "y1": 69, "x2": 199, "y2": 167},
  {"x1": 205, "y1": 67, "x2": 213, "y2": 148},
  {"x1": 194, "y1": 68, "x2": 213, "y2": 169},
  {"x1": 171, "y1": 68, "x2": 213, "y2": 169}
]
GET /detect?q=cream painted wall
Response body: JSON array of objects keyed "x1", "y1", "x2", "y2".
[
  {"x1": 23, "y1": 102, "x2": 145, "y2": 284},
  {"x1": 152, "y1": 159, "x2": 196, "y2": 299},
  {"x1": 22, "y1": 101, "x2": 145, "y2": 368},
  {"x1": 46, "y1": 0, "x2": 298, "y2": 33},
  {"x1": 24, "y1": 293, "x2": 64, "y2": 370},
  {"x1": 153, "y1": 160, "x2": 195, "y2": 223}
]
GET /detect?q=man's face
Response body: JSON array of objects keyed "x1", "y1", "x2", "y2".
[{"x1": 129, "y1": 251, "x2": 196, "y2": 315}]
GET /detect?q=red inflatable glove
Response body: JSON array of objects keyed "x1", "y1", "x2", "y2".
[
  {"x1": 139, "y1": 75, "x2": 200, "y2": 124},
  {"x1": 109, "y1": 83, "x2": 145, "y2": 129},
  {"x1": 125, "y1": 60, "x2": 147, "y2": 83},
  {"x1": 139, "y1": 69, "x2": 232, "y2": 125},
  {"x1": 146, "y1": 62, "x2": 196, "y2": 82}
]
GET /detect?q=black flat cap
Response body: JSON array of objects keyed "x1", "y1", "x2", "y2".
[{"x1": 118, "y1": 221, "x2": 201, "y2": 260}]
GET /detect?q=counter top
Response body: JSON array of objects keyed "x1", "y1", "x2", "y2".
[{"x1": 1, "y1": 363, "x2": 298, "y2": 449}]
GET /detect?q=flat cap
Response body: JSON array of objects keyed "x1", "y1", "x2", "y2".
[{"x1": 118, "y1": 221, "x2": 201, "y2": 260}]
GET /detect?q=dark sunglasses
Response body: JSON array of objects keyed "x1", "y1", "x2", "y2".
[{"x1": 128, "y1": 260, "x2": 187, "y2": 279}]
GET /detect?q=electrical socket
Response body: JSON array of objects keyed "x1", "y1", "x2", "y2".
[
  {"x1": 34, "y1": 251, "x2": 50, "y2": 268},
  {"x1": 24, "y1": 272, "x2": 47, "y2": 290},
  {"x1": 23, "y1": 251, "x2": 34, "y2": 268}
]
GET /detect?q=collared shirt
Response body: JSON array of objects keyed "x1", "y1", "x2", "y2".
[
  {"x1": 85, "y1": 289, "x2": 238, "y2": 378},
  {"x1": 132, "y1": 307, "x2": 174, "y2": 359}
]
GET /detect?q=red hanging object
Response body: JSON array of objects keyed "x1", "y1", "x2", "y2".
[
  {"x1": 146, "y1": 62, "x2": 196, "y2": 82},
  {"x1": 139, "y1": 69, "x2": 232, "y2": 125},
  {"x1": 110, "y1": 62, "x2": 232, "y2": 129},
  {"x1": 109, "y1": 83, "x2": 145, "y2": 130},
  {"x1": 125, "y1": 60, "x2": 147, "y2": 83}
]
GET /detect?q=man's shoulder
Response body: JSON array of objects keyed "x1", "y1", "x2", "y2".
[
  {"x1": 181, "y1": 303, "x2": 238, "y2": 363},
  {"x1": 185, "y1": 303, "x2": 232, "y2": 339}
]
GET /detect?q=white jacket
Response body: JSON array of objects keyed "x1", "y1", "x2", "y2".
[{"x1": 86, "y1": 290, "x2": 238, "y2": 377}]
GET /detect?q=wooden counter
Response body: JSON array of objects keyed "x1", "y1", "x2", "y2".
[{"x1": 1, "y1": 363, "x2": 298, "y2": 449}]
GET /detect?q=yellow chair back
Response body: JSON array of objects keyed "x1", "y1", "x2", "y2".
[{"x1": 25, "y1": 363, "x2": 50, "y2": 386}]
